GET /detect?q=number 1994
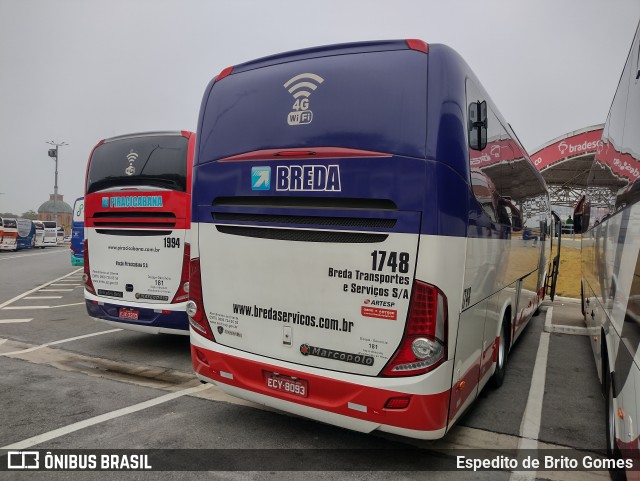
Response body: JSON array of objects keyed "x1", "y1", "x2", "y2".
[{"x1": 164, "y1": 237, "x2": 180, "y2": 248}]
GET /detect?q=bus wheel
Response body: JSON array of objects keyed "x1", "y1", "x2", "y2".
[
  {"x1": 580, "y1": 280, "x2": 586, "y2": 318},
  {"x1": 491, "y1": 316, "x2": 509, "y2": 388}
]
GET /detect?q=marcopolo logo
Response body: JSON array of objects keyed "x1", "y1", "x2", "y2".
[
  {"x1": 251, "y1": 166, "x2": 271, "y2": 191},
  {"x1": 276, "y1": 165, "x2": 341, "y2": 192},
  {"x1": 105, "y1": 196, "x2": 164, "y2": 208},
  {"x1": 300, "y1": 343, "x2": 374, "y2": 366}
]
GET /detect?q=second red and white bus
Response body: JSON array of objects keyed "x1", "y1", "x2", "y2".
[{"x1": 83, "y1": 131, "x2": 194, "y2": 335}]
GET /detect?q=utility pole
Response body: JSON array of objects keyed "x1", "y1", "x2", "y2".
[{"x1": 46, "y1": 141, "x2": 68, "y2": 225}]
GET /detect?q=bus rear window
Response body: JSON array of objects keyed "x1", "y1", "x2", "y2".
[
  {"x1": 199, "y1": 50, "x2": 428, "y2": 163},
  {"x1": 86, "y1": 135, "x2": 188, "y2": 194}
]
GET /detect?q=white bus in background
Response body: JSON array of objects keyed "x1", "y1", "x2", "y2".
[
  {"x1": 0, "y1": 218, "x2": 18, "y2": 251},
  {"x1": 42, "y1": 221, "x2": 58, "y2": 247},
  {"x1": 33, "y1": 221, "x2": 46, "y2": 248},
  {"x1": 56, "y1": 226, "x2": 64, "y2": 244}
]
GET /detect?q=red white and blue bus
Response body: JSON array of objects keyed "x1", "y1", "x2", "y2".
[
  {"x1": 83, "y1": 131, "x2": 194, "y2": 335},
  {"x1": 188, "y1": 40, "x2": 557, "y2": 439},
  {"x1": 574, "y1": 19, "x2": 640, "y2": 476},
  {"x1": 16, "y1": 219, "x2": 35, "y2": 250}
]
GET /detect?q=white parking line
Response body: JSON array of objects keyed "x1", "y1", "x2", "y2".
[
  {"x1": 0, "y1": 319, "x2": 32, "y2": 324},
  {"x1": 0, "y1": 269, "x2": 81, "y2": 309},
  {"x1": 24, "y1": 296, "x2": 62, "y2": 300},
  {"x1": 0, "y1": 250, "x2": 65, "y2": 261},
  {"x1": 50, "y1": 283, "x2": 81, "y2": 286},
  {"x1": 509, "y1": 307, "x2": 552, "y2": 481},
  {"x1": 3, "y1": 302, "x2": 85, "y2": 310},
  {"x1": 38, "y1": 289, "x2": 73, "y2": 292},
  {"x1": 52, "y1": 302, "x2": 84, "y2": 308},
  {"x1": 3, "y1": 306, "x2": 50, "y2": 310},
  {"x1": 0, "y1": 329, "x2": 121, "y2": 357},
  {"x1": 1, "y1": 383, "x2": 211, "y2": 450}
]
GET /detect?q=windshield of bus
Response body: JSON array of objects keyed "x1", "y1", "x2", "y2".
[
  {"x1": 199, "y1": 49, "x2": 428, "y2": 163},
  {"x1": 86, "y1": 134, "x2": 188, "y2": 194},
  {"x1": 3, "y1": 219, "x2": 17, "y2": 228},
  {"x1": 43, "y1": 221, "x2": 57, "y2": 229}
]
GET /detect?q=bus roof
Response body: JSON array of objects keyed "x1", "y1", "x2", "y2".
[
  {"x1": 227, "y1": 39, "x2": 427, "y2": 75},
  {"x1": 197, "y1": 41, "x2": 533, "y2": 184}
]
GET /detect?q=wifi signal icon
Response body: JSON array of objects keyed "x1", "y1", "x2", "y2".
[
  {"x1": 126, "y1": 151, "x2": 138, "y2": 163},
  {"x1": 284, "y1": 73, "x2": 324, "y2": 126},
  {"x1": 283, "y1": 73, "x2": 324, "y2": 99}
]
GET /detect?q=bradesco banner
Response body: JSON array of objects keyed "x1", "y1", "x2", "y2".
[
  {"x1": 530, "y1": 129, "x2": 603, "y2": 171},
  {"x1": 198, "y1": 220, "x2": 420, "y2": 376}
]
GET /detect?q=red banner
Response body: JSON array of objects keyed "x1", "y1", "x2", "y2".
[{"x1": 530, "y1": 129, "x2": 603, "y2": 171}]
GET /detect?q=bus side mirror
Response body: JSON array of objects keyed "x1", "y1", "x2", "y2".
[{"x1": 468, "y1": 101, "x2": 488, "y2": 151}]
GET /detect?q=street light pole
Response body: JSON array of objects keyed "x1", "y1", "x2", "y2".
[{"x1": 46, "y1": 141, "x2": 68, "y2": 226}]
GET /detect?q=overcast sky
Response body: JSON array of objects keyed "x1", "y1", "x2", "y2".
[{"x1": 1, "y1": 0, "x2": 638, "y2": 215}]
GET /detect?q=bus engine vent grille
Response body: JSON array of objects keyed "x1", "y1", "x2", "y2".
[
  {"x1": 212, "y1": 213, "x2": 396, "y2": 229},
  {"x1": 213, "y1": 197, "x2": 397, "y2": 210},
  {"x1": 93, "y1": 221, "x2": 176, "y2": 228},
  {"x1": 96, "y1": 229, "x2": 173, "y2": 236},
  {"x1": 216, "y1": 226, "x2": 388, "y2": 243}
]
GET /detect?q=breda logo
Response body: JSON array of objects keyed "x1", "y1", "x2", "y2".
[{"x1": 283, "y1": 73, "x2": 324, "y2": 126}]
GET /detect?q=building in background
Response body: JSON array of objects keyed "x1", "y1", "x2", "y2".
[{"x1": 38, "y1": 193, "x2": 72, "y2": 234}]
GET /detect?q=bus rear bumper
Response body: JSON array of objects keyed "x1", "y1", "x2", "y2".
[
  {"x1": 85, "y1": 297, "x2": 188, "y2": 335},
  {"x1": 70, "y1": 253, "x2": 84, "y2": 266},
  {"x1": 191, "y1": 343, "x2": 451, "y2": 440}
]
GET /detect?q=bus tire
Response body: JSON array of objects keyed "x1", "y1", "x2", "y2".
[
  {"x1": 491, "y1": 316, "x2": 509, "y2": 388},
  {"x1": 581, "y1": 280, "x2": 586, "y2": 318}
]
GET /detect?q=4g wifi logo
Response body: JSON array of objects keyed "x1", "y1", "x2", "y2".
[{"x1": 284, "y1": 73, "x2": 324, "y2": 126}]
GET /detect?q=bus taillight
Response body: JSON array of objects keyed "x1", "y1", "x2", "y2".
[
  {"x1": 186, "y1": 257, "x2": 215, "y2": 341},
  {"x1": 171, "y1": 243, "x2": 190, "y2": 303},
  {"x1": 382, "y1": 281, "x2": 448, "y2": 377},
  {"x1": 83, "y1": 239, "x2": 96, "y2": 295}
]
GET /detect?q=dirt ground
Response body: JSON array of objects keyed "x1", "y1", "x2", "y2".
[{"x1": 554, "y1": 244, "x2": 581, "y2": 299}]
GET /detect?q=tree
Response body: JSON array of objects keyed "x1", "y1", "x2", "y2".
[
  {"x1": 0, "y1": 212, "x2": 18, "y2": 218},
  {"x1": 21, "y1": 210, "x2": 38, "y2": 220}
]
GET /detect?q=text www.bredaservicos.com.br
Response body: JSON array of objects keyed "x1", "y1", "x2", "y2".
[{"x1": 232, "y1": 304, "x2": 354, "y2": 333}]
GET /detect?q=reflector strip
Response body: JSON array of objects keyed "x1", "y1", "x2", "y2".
[{"x1": 347, "y1": 402, "x2": 367, "y2": 413}]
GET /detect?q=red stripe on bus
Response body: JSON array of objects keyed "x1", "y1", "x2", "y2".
[{"x1": 217, "y1": 147, "x2": 393, "y2": 162}]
